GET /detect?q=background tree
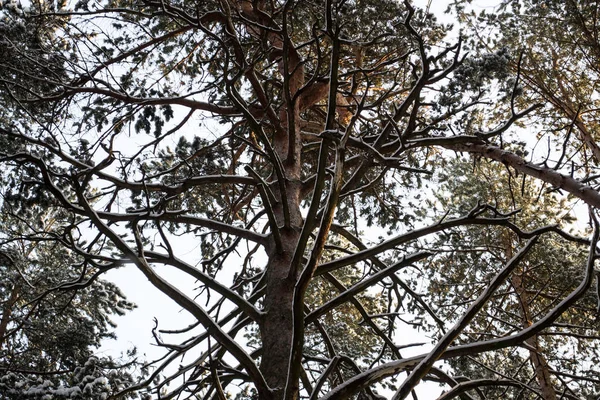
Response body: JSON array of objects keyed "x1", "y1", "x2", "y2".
[
  {"x1": 422, "y1": 158, "x2": 599, "y2": 399},
  {"x1": 454, "y1": 0, "x2": 600, "y2": 174},
  {"x1": 0, "y1": 208, "x2": 145, "y2": 399},
  {"x1": 0, "y1": 3, "x2": 146, "y2": 398},
  {"x1": 1, "y1": 1, "x2": 600, "y2": 400}
]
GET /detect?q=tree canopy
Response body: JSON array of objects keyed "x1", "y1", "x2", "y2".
[{"x1": 1, "y1": 0, "x2": 600, "y2": 399}]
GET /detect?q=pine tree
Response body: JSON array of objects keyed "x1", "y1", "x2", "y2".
[
  {"x1": 423, "y1": 158, "x2": 599, "y2": 399},
  {"x1": 1, "y1": 0, "x2": 600, "y2": 399},
  {"x1": 0, "y1": 209, "x2": 145, "y2": 399}
]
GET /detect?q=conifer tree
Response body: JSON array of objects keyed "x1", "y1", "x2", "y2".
[
  {"x1": 1, "y1": 0, "x2": 600, "y2": 399},
  {"x1": 423, "y1": 159, "x2": 599, "y2": 399},
  {"x1": 0, "y1": 209, "x2": 145, "y2": 399}
]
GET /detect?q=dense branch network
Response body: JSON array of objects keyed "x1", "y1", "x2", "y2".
[{"x1": 1, "y1": 0, "x2": 599, "y2": 399}]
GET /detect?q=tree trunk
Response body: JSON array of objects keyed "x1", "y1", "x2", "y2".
[
  {"x1": 503, "y1": 233, "x2": 556, "y2": 400},
  {"x1": 0, "y1": 284, "x2": 19, "y2": 350},
  {"x1": 258, "y1": 79, "x2": 304, "y2": 397},
  {"x1": 511, "y1": 273, "x2": 557, "y2": 400},
  {"x1": 260, "y1": 242, "x2": 299, "y2": 399}
]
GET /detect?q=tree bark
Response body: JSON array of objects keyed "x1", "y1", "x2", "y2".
[
  {"x1": 0, "y1": 284, "x2": 19, "y2": 351},
  {"x1": 511, "y1": 273, "x2": 557, "y2": 400},
  {"x1": 504, "y1": 232, "x2": 557, "y2": 400},
  {"x1": 260, "y1": 235, "x2": 300, "y2": 399},
  {"x1": 258, "y1": 48, "x2": 305, "y2": 396}
]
